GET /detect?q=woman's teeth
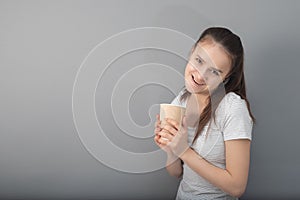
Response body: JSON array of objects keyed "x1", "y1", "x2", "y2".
[{"x1": 192, "y1": 75, "x2": 204, "y2": 85}]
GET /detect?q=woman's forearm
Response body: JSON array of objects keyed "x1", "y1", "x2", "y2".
[
  {"x1": 166, "y1": 153, "x2": 183, "y2": 178},
  {"x1": 180, "y1": 148, "x2": 246, "y2": 197}
]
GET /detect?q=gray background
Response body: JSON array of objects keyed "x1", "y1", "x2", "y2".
[{"x1": 1, "y1": 0, "x2": 300, "y2": 199}]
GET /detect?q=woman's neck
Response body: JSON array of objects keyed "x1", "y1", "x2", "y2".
[
  {"x1": 191, "y1": 93, "x2": 209, "y2": 109},
  {"x1": 185, "y1": 93, "x2": 208, "y2": 127}
]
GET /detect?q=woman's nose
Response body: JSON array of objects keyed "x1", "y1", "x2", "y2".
[{"x1": 192, "y1": 67, "x2": 207, "y2": 81}]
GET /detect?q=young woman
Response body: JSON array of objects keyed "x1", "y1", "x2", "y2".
[{"x1": 154, "y1": 27, "x2": 255, "y2": 199}]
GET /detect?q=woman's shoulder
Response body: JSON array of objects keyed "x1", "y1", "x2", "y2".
[
  {"x1": 216, "y1": 92, "x2": 253, "y2": 140},
  {"x1": 216, "y1": 92, "x2": 248, "y2": 117},
  {"x1": 221, "y1": 92, "x2": 246, "y2": 108},
  {"x1": 224, "y1": 91, "x2": 243, "y2": 101}
]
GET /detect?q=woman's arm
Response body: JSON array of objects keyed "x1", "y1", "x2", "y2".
[
  {"x1": 154, "y1": 114, "x2": 183, "y2": 178},
  {"x1": 154, "y1": 134, "x2": 183, "y2": 178},
  {"x1": 161, "y1": 117, "x2": 251, "y2": 197},
  {"x1": 166, "y1": 152, "x2": 183, "y2": 178},
  {"x1": 180, "y1": 139, "x2": 251, "y2": 198}
]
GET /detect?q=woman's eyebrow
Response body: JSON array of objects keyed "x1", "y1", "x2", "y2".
[
  {"x1": 196, "y1": 54, "x2": 206, "y2": 63},
  {"x1": 210, "y1": 66, "x2": 223, "y2": 73},
  {"x1": 197, "y1": 54, "x2": 223, "y2": 73}
]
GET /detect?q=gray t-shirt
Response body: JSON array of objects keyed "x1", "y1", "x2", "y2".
[{"x1": 171, "y1": 91, "x2": 253, "y2": 200}]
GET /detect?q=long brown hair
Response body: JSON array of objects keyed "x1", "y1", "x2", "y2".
[{"x1": 180, "y1": 27, "x2": 256, "y2": 144}]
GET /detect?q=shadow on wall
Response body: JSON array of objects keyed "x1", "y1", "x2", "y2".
[{"x1": 243, "y1": 36, "x2": 300, "y2": 199}]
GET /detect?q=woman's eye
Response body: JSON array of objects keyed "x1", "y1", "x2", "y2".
[
  {"x1": 211, "y1": 69, "x2": 219, "y2": 76},
  {"x1": 195, "y1": 57, "x2": 202, "y2": 64}
]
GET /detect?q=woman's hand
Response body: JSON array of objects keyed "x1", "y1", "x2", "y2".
[
  {"x1": 154, "y1": 114, "x2": 184, "y2": 177},
  {"x1": 153, "y1": 114, "x2": 174, "y2": 156},
  {"x1": 155, "y1": 115, "x2": 190, "y2": 158}
]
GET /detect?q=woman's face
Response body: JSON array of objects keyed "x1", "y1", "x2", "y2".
[{"x1": 184, "y1": 40, "x2": 232, "y2": 95}]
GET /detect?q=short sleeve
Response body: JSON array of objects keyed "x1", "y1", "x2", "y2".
[{"x1": 222, "y1": 93, "x2": 253, "y2": 141}]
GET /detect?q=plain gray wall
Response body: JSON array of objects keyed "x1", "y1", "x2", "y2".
[{"x1": 1, "y1": 0, "x2": 300, "y2": 199}]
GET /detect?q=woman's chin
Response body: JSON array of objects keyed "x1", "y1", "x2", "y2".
[{"x1": 186, "y1": 85, "x2": 207, "y2": 94}]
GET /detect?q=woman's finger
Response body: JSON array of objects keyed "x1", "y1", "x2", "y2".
[
  {"x1": 155, "y1": 114, "x2": 161, "y2": 128},
  {"x1": 161, "y1": 124, "x2": 178, "y2": 136},
  {"x1": 154, "y1": 127, "x2": 162, "y2": 135},
  {"x1": 154, "y1": 135, "x2": 161, "y2": 145},
  {"x1": 156, "y1": 114, "x2": 160, "y2": 121},
  {"x1": 158, "y1": 129, "x2": 173, "y2": 141},
  {"x1": 158, "y1": 137, "x2": 169, "y2": 145},
  {"x1": 154, "y1": 135, "x2": 173, "y2": 154},
  {"x1": 165, "y1": 118, "x2": 180, "y2": 130},
  {"x1": 155, "y1": 120, "x2": 160, "y2": 128},
  {"x1": 154, "y1": 135, "x2": 166, "y2": 147}
]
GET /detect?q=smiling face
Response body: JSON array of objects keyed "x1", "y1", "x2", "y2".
[{"x1": 184, "y1": 39, "x2": 232, "y2": 96}]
